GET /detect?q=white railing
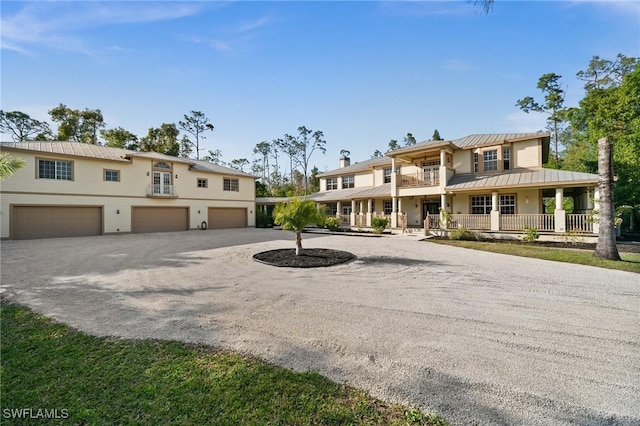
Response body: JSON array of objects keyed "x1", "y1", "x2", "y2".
[
  {"x1": 399, "y1": 172, "x2": 439, "y2": 188},
  {"x1": 566, "y1": 214, "x2": 594, "y2": 233},
  {"x1": 339, "y1": 214, "x2": 350, "y2": 224},
  {"x1": 450, "y1": 214, "x2": 491, "y2": 230},
  {"x1": 501, "y1": 214, "x2": 554, "y2": 231},
  {"x1": 146, "y1": 184, "x2": 177, "y2": 197},
  {"x1": 356, "y1": 214, "x2": 365, "y2": 227}
]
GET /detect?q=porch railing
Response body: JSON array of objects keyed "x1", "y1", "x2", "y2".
[
  {"x1": 450, "y1": 214, "x2": 491, "y2": 230},
  {"x1": 566, "y1": 214, "x2": 593, "y2": 233},
  {"x1": 399, "y1": 172, "x2": 439, "y2": 188},
  {"x1": 501, "y1": 214, "x2": 555, "y2": 231},
  {"x1": 355, "y1": 214, "x2": 365, "y2": 227},
  {"x1": 339, "y1": 214, "x2": 350, "y2": 224},
  {"x1": 424, "y1": 214, "x2": 441, "y2": 229}
]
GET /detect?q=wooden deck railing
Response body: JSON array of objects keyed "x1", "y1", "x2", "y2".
[
  {"x1": 566, "y1": 214, "x2": 593, "y2": 233},
  {"x1": 501, "y1": 214, "x2": 555, "y2": 231}
]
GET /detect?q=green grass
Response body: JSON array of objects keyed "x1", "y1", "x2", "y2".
[
  {"x1": 1, "y1": 303, "x2": 448, "y2": 426},
  {"x1": 430, "y1": 240, "x2": 640, "y2": 274}
]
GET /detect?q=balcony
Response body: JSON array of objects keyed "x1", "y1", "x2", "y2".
[
  {"x1": 146, "y1": 184, "x2": 178, "y2": 198},
  {"x1": 400, "y1": 172, "x2": 439, "y2": 188}
]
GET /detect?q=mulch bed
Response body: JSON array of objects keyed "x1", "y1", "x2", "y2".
[{"x1": 253, "y1": 248, "x2": 356, "y2": 268}]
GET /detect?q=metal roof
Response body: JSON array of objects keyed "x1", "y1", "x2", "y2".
[
  {"x1": 190, "y1": 160, "x2": 256, "y2": 178},
  {"x1": 318, "y1": 156, "x2": 391, "y2": 177},
  {"x1": 451, "y1": 133, "x2": 549, "y2": 149},
  {"x1": 445, "y1": 168, "x2": 598, "y2": 192},
  {"x1": 308, "y1": 183, "x2": 392, "y2": 201}
]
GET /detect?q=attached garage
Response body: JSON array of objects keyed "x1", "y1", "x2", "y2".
[
  {"x1": 208, "y1": 207, "x2": 247, "y2": 229},
  {"x1": 11, "y1": 206, "x2": 103, "y2": 240},
  {"x1": 132, "y1": 207, "x2": 189, "y2": 234}
]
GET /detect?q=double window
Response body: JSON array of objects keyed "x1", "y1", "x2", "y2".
[
  {"x1": 383, "y1": 167, "x2": 401, "y2": 183},
  {"x1": 342, "y1": 175, "x2": 354, "y2": 189},
  {"x1": 38, "y1": 159, "x2": 72, "y2": 180},
  {"x1": 223, "y1": 178, "x2": 239, "y2": 192},
  {"x1": 471, "y1": 194, "x2": 516, "y2": 214},
  {"x1": 326, "y1": 177, "x2": 338, "y2": 190}
]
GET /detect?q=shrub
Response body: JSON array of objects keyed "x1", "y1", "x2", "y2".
[
  {"x1": 371, "y1": 217, "x2": 388, "y2": 235},
  {"x1": 256, "y1": 210, "x2": 273, "y2": 228},
  {"x1": 324, "y1": 216, "x2": 341, "y2": 231},
  {"x1": 522, "y1": 225, "x2": 540, "y2": 242},
  {"x1": 448, "y1": 227, "x2": 477, "y2": 241}
]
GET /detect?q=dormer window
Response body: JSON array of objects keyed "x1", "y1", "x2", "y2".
[{"x1": 483, "y1": 150, "x2": 498, "y2": 172}]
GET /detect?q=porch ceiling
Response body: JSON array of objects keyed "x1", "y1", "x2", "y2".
[{"x1": 445, "y1": 168, "x2": 599, "y2": 192}]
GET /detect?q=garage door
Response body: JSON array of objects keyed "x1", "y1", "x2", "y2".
[
  {"x1": 12, "y1": 206, "x2": 102, "y2": 240},
  {"x1": 132, "y1": 207, "x2": 189, "y2": 234},
  {"x1": 208, "y1": 208, "x2": 247, "y2": 229}
]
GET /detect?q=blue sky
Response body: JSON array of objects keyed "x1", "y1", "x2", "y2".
[{"x1": 2, "y1": 1, "x2": 639, "y2": 171}]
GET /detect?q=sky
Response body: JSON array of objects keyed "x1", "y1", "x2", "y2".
[{"x1": 1, "y1": 0, "x2": 639, "y2": 172}]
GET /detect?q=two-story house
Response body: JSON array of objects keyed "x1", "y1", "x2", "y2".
[
  {"x1": 312, "y1": 133, "x2": 600, "y2": 235},
  {"x1": 0, "y1": 142, "x2": 256, "y2": 239}
]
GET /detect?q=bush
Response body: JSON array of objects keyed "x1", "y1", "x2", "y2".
[
  {"x1": 522, "y1": 225, "x2": 540, "y2": 242},
  {"x1": 324, "y1": 216, "x2": 341, "y2": 231},
  {"x1": 371, "y1": 217, "x2": 388, "y2": 235},
  {"x1": 448, "y1": 227, "x2": 477, "y2": 241},
  {"x1": 256, "y1": 210, "x2": 273, "y2": 228}
]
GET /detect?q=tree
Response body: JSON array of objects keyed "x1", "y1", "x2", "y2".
[
  {"x1": 0, "y1": 153, "x2": 25, "y2": 180},
  {"x1": 472, "y1": 0, "x2": 494, "y2": 14},
  {"x1": 178, "y1": 110, "x2": 214, "y2": 160},
  {"x1": 308, "y1": 166, "x2": 320, "y2": 193},
  {"x1": 0, "y1": 110, "x2": 51, "y2": 142},
  {"x1": 403, "y1": 132, "x2": 417, "y2": 147},
  {"x1": 275, "y1": 137, "x2": 298, "y2": 186},
  {"x1": 431, "y1": 129, "x2": 443, "y2": 141},
  {"x1": 516, "y1": 73, "x2": 566, "y2": 162},
  {"x1": 254, "y1": 141, "x2": 271, "y2": 188},
  {"x1": 49, "y1": 104, "x2": 105, "y2": 144},
  {"x1": 387, "y1": 139, "x2": 400, "y2": 152},
  {"x1": 139, "y1": 123, "x2": 180, "y2": 156},
  {"x1": 594, "y1": 137, "x2": 621, "y2": 260},
  {"x1": 100, "y1": 127, "x2": 138, "y2": 150},
  {"x1": 290, "y1": 126, "x2": 326, "y2": 195},
  {"x1": 340, "y1": 149, "x2": 350, "y2": 158},
  {"x1": 230, "y1": 158, "x2": 249, "y2": 172},
  {"x1": 202, "y1": 149, "x2": 224, "y2": 165},
  {"x1": 273, "y1": 198, "x2": 325, "y2": 255},
  {"x1": 372, "y1": 149, "x2": 384, "y2": 158},
  {"x1": 577, "y1": 54, "x2": 638, "y2": 92}
]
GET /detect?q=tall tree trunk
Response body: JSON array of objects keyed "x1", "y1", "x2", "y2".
[
  {"x1": 594, "y1": 137, "x2": 621, "y2": 260},
  {"x1": 295, "y1": 231, "x2": 303, "y2": 256}
]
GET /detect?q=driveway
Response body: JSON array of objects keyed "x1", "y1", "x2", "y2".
[{"x1": 1, "y1": 229, "x2": 638, "y2": 425}]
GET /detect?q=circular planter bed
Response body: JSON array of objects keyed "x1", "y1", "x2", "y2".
[{"x1": 253, "y1": 248, "x2": 356, "y2": 268}]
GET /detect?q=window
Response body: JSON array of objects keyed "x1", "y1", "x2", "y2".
[
  {"x1": 471, "y1": 195, "x2": 492, "y2": 214},
  {"x1": 503, "y1": 148, "x2": 511, "y2": 170},
  {"x1": 38, "y1": 159, "x2": 72, "y2": 180},
  {"x1": 383, "y1": 200, "x2": 393, "y2": 215},
  {"x1": 325, "y1": 203, "x2": 337, "y2": 216},
  {"x1": 499, "y1": 194, "x2": 516, "y2": 214},
  {"x1": 383, "y1": 167, "x2": 400, "y2": 183},
  {"x1": 104, "y1": 169, "x2": 120, "y2": 182},
  {"x1": 483, "y1": 150, "x2": 498, "y2": 171},
  {"x1": 326, "y1": 177, "x2": 338, "y2": 190},
  {"x1": 197, "y1": 178, "x2": 208, "y2": 188},
  {"x1": 153, "y1": 162, "x2": 171, "y2": 169},
  {"x1": 342, "y1": 175, "x2": 354, "y2": 189},
  {"x1": 473, "y1": 153, "x2": 479, "y2": 173},
  {"x1": 223, "y1": 178, "x2": 239, "y2": 192}
]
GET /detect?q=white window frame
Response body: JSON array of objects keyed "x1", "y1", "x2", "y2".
[
  {"x1": 483, "y1": 150, "x2": 498, "y2": 172},
  {"x1": 104, "y1": 169, "x2": 120, "y2": 182},
  {"x1": 499, "y1": 194, "x2": 516, "y2": 214},
  {"x1": 223, "y1": 178, "x2": 239, "y2": 192},
  {"x1": 383, "y1": 200, "x2": 393, "y2": 215},
  {"x1": 326, "y1": 177, "x2": 338, "y2": 190},
  {"x1": 503, "y1": 148, "x2": 511, "y2": 171},
  {"x1": 37, "y1": 158, "x2": 73, "y2": 181},
  {"x1": 342, "y1": 175, "x2": 355, "y2": 189},
  {"x1": 197, "y1": 178, "x2": 208, "y2": 188}
]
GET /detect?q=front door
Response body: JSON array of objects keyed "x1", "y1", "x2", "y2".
[{"x1": 423, "y1": 201, "x2": 440, "y2": 217}]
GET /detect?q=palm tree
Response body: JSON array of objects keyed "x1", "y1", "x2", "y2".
[
  {"x1": 594, "y1": 137, "x2": 621, "y2": 260},
  {"x1": 0, "y1": 153, "x2": 25, "y2": 180},
  {"x1": 273, "y1": 198, "x2": 324, "y2": 255}
]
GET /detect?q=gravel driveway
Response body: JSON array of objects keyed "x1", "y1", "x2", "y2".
[{"x1": 2, "y1": 228, "x2": 639, "y2": 425}]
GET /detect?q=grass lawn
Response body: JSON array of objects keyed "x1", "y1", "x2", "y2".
[
  {"x1": 430, "y1": 240, "x2": 640, "y2": 274},
  {"x1": 1, "y1": 303, "x2": 448, "y2": 426}
]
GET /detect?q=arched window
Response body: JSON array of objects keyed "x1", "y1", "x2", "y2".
[{"x1": 153, "y1": 162, "x2": 171, "y2": 170}]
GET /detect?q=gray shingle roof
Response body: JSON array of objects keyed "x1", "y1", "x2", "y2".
[{"x1": 445, "y1": 168, "x2": 598, "y2": 191}]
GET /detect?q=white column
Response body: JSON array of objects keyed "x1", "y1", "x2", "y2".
[
  {"x1": 391, "y1": 196, "x2": 398, "y2": 227},
  {"x1": 350, "y1": 200, "x2": 356, "y2": 226},
  {"x1": 358, "y1": 200, "x2": 364, "y2": 227},
  {"x1": 592, "y1": 187, "x2": 600, "y2": 234},
  {"x1": 554, "y1": 187, "x2": 566, "y2": 233},
  {"x1": 366, "y1": 198, "x2": 372, "y2": 227},
  {"x1": 490, "y1": 191, "x2": 500, "y2": 231},
  {"x1": 336, "y1": 201, "x2": 341, "y2": 219},
  {"x1": 440, "y1": 148, "x2": 446, "y2": 165},
  {"x1": 390, "y1": 157, "x2": 398, "y2": 197},
  {"x1": 587, "y1": 187, "x2": 595, "y2": 210}
]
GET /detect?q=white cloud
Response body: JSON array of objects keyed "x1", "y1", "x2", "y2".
[{"x1": 236, "y1": 16, "x2": 273, "y2": 33}]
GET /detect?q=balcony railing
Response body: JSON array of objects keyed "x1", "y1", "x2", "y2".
[
  {"x1": 500, "y1": 214, "x2": 555, "y2": 231},
  {"x1": 399, "y1": 172, "x2": 439, "y2": 188},
  {"x1": 566, "y1": 214, "x2": 593, "y2": 233},
  {"x1": 146, "y1": 184, "x2": 178, "y2": 198}
]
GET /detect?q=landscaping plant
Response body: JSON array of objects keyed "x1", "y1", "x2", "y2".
[
  {"x1": 324, "y1": 216, "x2": 341, "y2": 232},
  {"x1": 371, "y1": 217, "x2": 388, "y2": 235},
  {"x1": 522, "y1": 225, "x2": 540, "y2": 242},
  {"x1": 273, "y1": 198, "x2": 325, "y2": 255},
  {"x1": 448, "y1": 227, "x2": 477, "y2": 241}
]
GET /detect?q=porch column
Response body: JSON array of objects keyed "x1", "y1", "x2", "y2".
[
  {"x1": 554, "y1": 187, "x2": 566, "y2": 233},
  {"x1": 440, "y1": 148, "x2": 446, "y2": 165},
  {"x1": 350, "y1": 200, "x2": 356, "y2": 226},
  {"x1": 440, "y1": 193, "x2": 447, "y2": 229},
  {"x1": 336, "y1": 201, "x2": 341, "y2": 219},
  {"x1": 592, "y1": 187, "x2": 600, "y2": 234},
  {"x1": 586, "y1": 187, "x2": 595, "y2": 210},
  {"x1": 391, "y1": 196, "x2": 398, "y2": 227},
  {"x1": 490, "y1": 191, "x2": 500, "y2": 231},
  {"x1": 366, "y1": 199, "x2": 372, "y2": 227},
  {"x1": 390, "y1": 157, "x2": 398, "y2": 198},
  {"x1": 359, "y1": 200, "x2": 364, "y2": 227}
]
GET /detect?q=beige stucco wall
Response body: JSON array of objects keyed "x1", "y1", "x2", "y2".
[
  {"x1": 452, "y1": 151, "x2": 471, "y2": 174},
  {"x1": 514, "y1": 139, "x2": 540, "y2": 168},
  {"x1": 516, "y1": 189, "x2": 540, "y2": 214},
  {"x1": 0, "y1": 150, "x2": 255, "y2": 238},
  {"x1": 354, "y1": 172, "x2": 373, "y2": 188}
]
